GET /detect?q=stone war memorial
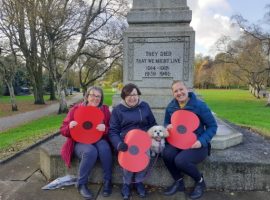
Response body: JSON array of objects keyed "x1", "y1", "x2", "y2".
[
  {"x1": 40, "y1": 0, "x2": 270, "y2": 191},
  {"x1": 113, "y1": 0, "x2": 243, "y2": 150}
]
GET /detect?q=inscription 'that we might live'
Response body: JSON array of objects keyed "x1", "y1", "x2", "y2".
[{"x1": 136, "y1": 51, "x2": 181, "y2": 64}]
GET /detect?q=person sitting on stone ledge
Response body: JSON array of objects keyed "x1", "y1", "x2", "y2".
[
  {"x1": 60, "y1": 86, "x2": 112, "y2": 200},
  {"x1": 109, "y1": 83, "x2": 157, "y2": 200},
  {"x1": 163, "y1": 80, "x2": 217, "y2": 199}
]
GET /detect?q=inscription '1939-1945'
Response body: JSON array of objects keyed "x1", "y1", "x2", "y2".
[{"x1": 135, "y1": 50, "x2": 182, "y2": 78}]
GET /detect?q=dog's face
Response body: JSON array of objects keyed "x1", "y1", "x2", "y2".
[{"x1": 148, "y1": 125, "x2": 169, "y2": 141}]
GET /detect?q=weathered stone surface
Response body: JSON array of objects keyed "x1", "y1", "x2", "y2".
[{"x1": 39, "y1": 126, "x2": 270, "y2": 190}]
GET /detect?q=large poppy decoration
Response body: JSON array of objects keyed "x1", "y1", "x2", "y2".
[
  {"x1": 118, "y1": 129, "x2": 151, "y2": 172},
  {"x1": 167, "y1": 110, "x2": 199, "y2": 149},
  {"x1": 70, "y1": 106, "x2": 104, "y2": 144}
]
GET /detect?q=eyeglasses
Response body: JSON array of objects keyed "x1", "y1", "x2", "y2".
[
  {"x1": 126, "y1": 94, "x2": 139, "y2": 97},
  {"x1": 89, "y1": 93, "x2": 102, "y2": 99}
]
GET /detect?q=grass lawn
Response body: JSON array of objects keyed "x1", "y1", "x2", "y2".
[
  {"x1": 196, "y1": 89, "x2": 270, "y2": 138},
  {"x1": 103, "y1": 87, "x2": 116, "y2": 106},
  {"x1": 0, "y1": 114, "x2": 66, "y2": 159},
  {"x1": 0, "y1": 88, "x2": 115, "y2": 159}
]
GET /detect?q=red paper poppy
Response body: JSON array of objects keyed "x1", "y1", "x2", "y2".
[
  {"x1": 167, "y1": 110, "x2": 199, "y2": 149},
  {"x1": 70, "y1": 106, "x2": 104, "y2": 144},
  {"x1": 118, "y1": 129, "x2": 151, "y2": 172}
]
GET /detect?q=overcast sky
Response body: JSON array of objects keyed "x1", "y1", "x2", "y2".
[{"x1": 187, "y1": 0, "x2": 270, "y2": 56}]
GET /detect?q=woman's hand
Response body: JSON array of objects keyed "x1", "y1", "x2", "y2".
[
  {"x1": 96, "y1": 123, "x2": 105, "y2": 132},
  {"x1": 166, "y1": 124, "x2": 173, "y2": 130},
  {"x1": 69, "y1": 121, "x2": 78, "y2": 129},
  {"x1": 191, "y1": 140, "x2": 202, "y2": 149}
]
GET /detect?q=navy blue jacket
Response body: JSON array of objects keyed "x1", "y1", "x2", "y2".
[
  {"x1": 109, "y1": 101, "x2": 157, "y2": 150},
  {"x1": 164, "y1": 92, "x2": 217, "y2": 147}
]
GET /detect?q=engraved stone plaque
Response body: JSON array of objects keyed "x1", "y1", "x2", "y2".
[{"x1": 128, "y1": 37, "x2": 190, "y2": 82}]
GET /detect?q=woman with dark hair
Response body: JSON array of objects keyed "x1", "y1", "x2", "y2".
[
  {"x1": 109, "y1": 83, "x2": 157, "y2": 200},
  {"x1": 60, "y1": 86, "x2": 112, "y2": 200}
]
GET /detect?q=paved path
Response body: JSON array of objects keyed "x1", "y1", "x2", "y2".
[
  {"x1": 0, "y1": 144, "x2": 269, "y2": 200},
  {"x1": 0, "y1": 93, "x2": 83, "y2": 132}
]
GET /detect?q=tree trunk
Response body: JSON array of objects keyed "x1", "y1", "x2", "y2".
[
  {"x1": 6, "y1": 80, "x2": 18, "y2": 111},
  {"x1": 32, "y1": 65, "x2": 45, "y2": 104},
  {"x1": 266, "y1": 95, "x2": 270, "y2": 107},
  {"x1": 49, "y1": 75, "x2": 56, "y2": 101},
  {"x1": 57, "y1": 83, "x2": 68, "y2": 114},
  {"x1": 255, "y1": 87, "x2": 260, "y2": 99}
]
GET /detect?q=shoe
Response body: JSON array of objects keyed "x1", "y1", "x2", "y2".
[
  {"x1": 77, "y1": 184, "x2": 93, "y2": 200},
  {"x1": 189, "y1": 178, "x2": 206, "y2": 199},
  {"x1": 102, "y1": 180, "x2": 112, "y2": 197},
  {"x1": 135, "y1": 182, "x2": 146, "y2": 198},
  {"x1": 163, "y1": 178, "x2": 185, "y2": 196},
  {"x1": 121, "y1": 184, "x2": 130, "y2": 200}
]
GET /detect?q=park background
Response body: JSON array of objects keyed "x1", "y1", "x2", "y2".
[{"x1": 0, "y1": 0, "x2": 270, "y2": 160}]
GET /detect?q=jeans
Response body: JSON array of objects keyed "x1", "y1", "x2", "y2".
[
  {"x1": 163, "y1": 143, "x2": 208, "y2": 182},
  {"x1": 74, "y1": 139, "x2": 112, "y2": 185},
  {"x1": 122, "y1": 167, "x2": 148, "y2": 184}
]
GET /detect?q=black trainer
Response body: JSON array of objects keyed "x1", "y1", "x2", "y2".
[
  {"x1": 121, "y1": 184, "x2": 130, "y2": 200},
  {"x1": 102, "y1": 180, "x2": 112, "y2": 197},
  {"x1": 135, "y1": 182, "x2": 146, "y2": 198},
  {"x1": 77, "y1": 184, "x2": 93, "y2": 200},
  {"x1": 163, "y1": 178, "x2": 185, "y2": 196},
  {"x1": 189, "y1": 178, "x2": 206, "y2": 199}
]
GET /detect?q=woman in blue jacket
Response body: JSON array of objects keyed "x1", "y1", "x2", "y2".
[
  {"x1": 163, "y1": 80, "x2": 217, "y2": 200},
  {"x1": 109, "y1": 83, "x2": 156, "y2": 200}
]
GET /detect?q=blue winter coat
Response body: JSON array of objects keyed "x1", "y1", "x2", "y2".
[
  {"x1": 109, "y1": 101, "x2": 157, "y2": 150},
  {"x1": 164, "y1": 92, "x2": 217, "y2": 147}
]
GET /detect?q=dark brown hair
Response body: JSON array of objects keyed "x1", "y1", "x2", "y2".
[{"x1": 121, "y1": 83, "x2": 141, "y2": 99}]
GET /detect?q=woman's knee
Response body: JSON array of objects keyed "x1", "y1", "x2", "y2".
[
  {"x1": 174, "y1": 157, "x2": 188, "y2": 168},
  {"x1": 96, "y1": 140, "x2": 111, "y2": 154},
  {"x1": 82, "y1": 145, "x2": 98, "y2": 158}
]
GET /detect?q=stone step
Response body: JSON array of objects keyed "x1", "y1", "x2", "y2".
[{"x1": 40, "y1": 126, "x2": 270, "y2": 191}]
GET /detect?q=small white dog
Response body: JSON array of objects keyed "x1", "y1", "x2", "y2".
[{"x1": 148, "y1": 125, "x2": 169, "y2": 157}]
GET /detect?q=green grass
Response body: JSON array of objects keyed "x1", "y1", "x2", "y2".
[
  {"x1": 196, "y1": 89, "x2": 270, "y2": 138},
  {"x1": 103, "y1": 87, "x2": 116, "y2": 106},
  {"x1": 0, "y1": 114, "x2": 65, "y2": 151}
]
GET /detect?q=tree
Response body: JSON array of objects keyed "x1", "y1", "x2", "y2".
[
  {"x1": 75, "y1": 47, "x2": 122, "y2": 94},
  {"x1": 0, "y1": 54, "x2": 18, "y2": 111},
  {"x1": 232, "y1": 14, "x2": 270, "y2": 97},
  {"x1": 194, "y1": 55, "x2": 215, "y2": 88},
  {"x1": 102, "y1": 58, "x2": 123, "y2": 85},
  {"x1": 215, "y1": 34, "x2": 268, "y2": 98},
  {"x1": 213, "y1": 53, "x2": 245, "y2": 88},
  {"x1": 39, "y1": 0, "x2": 128, "y2": 113},
  {"x1": 0, "y1": 0, "x2": 45, "y2": 104}
]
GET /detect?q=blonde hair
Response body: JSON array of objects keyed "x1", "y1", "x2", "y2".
[{"x1": 171, "y1": 80, "x2": 187, "y2": 89}]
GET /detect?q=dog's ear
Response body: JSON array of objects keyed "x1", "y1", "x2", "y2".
[{"x1": 147, "y1": 126, "x2": 155, "y2": 136}]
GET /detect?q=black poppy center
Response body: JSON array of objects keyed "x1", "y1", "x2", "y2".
[
  {"x1": 177, "y1": 125, "x2": 187, "y2": 134},
  {"x1": 129, "y1": 145, "x2": 139, "y2": 155},
  {"x1": 83, "y1": 121, "x2": 93, "y2": 130}
]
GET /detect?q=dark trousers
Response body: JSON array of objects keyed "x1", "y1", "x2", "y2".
[
  {"x1": 74, "y1": 139, "x2": 112, "y2": 185},
  {"x1": 122, "y1": 167, "x2": 148, "y2": 184},
  {"x1": 163, "y1": 143, "x2": 208, "y2": 182}
]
